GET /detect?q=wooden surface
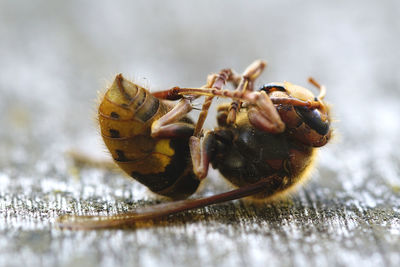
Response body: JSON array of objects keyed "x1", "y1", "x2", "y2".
[{"x1": 0, "y1": 1, "x2": 399, "y2": 267}]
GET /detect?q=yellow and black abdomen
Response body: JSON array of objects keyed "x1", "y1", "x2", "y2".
[{"x1": 98, "y1": 74, "x2": 199, "y2": 199}]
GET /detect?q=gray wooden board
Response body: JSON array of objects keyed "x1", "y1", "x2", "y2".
[{"x1": 0, "y1": 1, "x2": 399, "y2": 267}]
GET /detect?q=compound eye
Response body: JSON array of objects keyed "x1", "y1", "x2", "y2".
[
  {"x1": 295, "y1": 106, "x2": 330, "y2": 135},
  {"x1": 259, "y1": 84, "x2": 286, "y2": 93}
]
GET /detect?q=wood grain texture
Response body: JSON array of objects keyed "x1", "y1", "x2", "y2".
[
  {"x1": 0, "y1": 0, "x2": 399, "y2": 266},
  {"x1": 0, "y1": 150, "x2": 399, "y2": 267}
]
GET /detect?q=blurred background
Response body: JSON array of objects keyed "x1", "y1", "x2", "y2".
[{"x1": 0, "y1": 1, "x2": 399, "y2": 267}]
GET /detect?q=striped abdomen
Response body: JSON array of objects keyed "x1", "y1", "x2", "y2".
[{"x1": 98, "y1": 74, "x2": 199, "y2": 199}]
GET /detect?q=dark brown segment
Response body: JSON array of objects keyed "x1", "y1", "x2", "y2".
[
  {"x1": 127, "y1": 88, "x2": 147, "y2": 110},
  {"x1": 151, "y1": 87, "x2": 183, "y2": 100},
  {"x1": 210, "y1": 126, "x2": 290, "y2": 187},
  {"x1": 116, "y1": 74, "x2": 133, "y2": 101},
  {"x1": 109, "y1": 129, "x2": 120, "y2": 138},
  {"x1": 259, "y1": 84, "x2": 286, "y2": 93},
  {"x1": 155, "y1": 171, "x2": 201, "y2": 200},
  {"x1": 134, "y1": 91, "x2": 146, "y2": 109},
  {"x1": 217, "y1": 110, "x2": 228, "y2": 127},
  {"x1": 115, "y1": 149, "x2": 129, "y2": 162},
  {"x1": 294, "y1": 106, "x2": 330, "y2": 135},
  {"x1": 130, "y1": 136, "x2": 198, "y2": 199},
  {"x1": 135, "y1": 96, "x2": 160, "y2": 122},
  {"x1": 110, "y1": 112, "x2": 120, "y2": 119}
]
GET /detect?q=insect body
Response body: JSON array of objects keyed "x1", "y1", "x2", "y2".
[
  {"x1": 58, "y1": 60, "x2": 331, "y2": 229},
  {"x1": 98, "y1": 74, "x2": 200, "y2": 199},
  {"x1": 197, "y1": 80, "x2": 331, "y2": 200}
]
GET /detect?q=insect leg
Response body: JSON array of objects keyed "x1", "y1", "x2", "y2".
[
  {"x1": 151, "y1": 88, "x2": 184, "y2": 101},
  {"x1": 227, "y1": 60, "x2": 267, "y2": 124},
  {"x1": 246, "y1": 91, "x2": 286, "y2": 133},
  {"x1": 189, "y1": 131, "x2": 217, "y2": 179},
  {"x1": 150, "y1": 98, "x2": 195, "y2": 138},
  {"x1": 169, "y1": 87, "x2": 286, "y2": 133},
  {"x1": 150, "y1": 72, "x2": 221, "y2": 138},
  {"x1": 247, "y1": 107, "x2": 284, "y2": 133},
  {"x1": 191, "y1": 68, "x2": 248, "y2": 179},
  {"x1": 229, "y1": 69, "x2": 242, "y2": 88},
  {"x1": 151, "y1": 66, "x2": 240, "y2": 138},
  {"x1": 151, "y1": 66, "x2": 240, "y2": 102},
  {"x1": 308, "y1": 77, "x2": 326, "y2": 100},
  {"x1": 190, "y1": 64, "x2": 260, "y2": 136},
  {"x1": 193, "y1": 69, "x2": 233, "y2": 137},
  {"x1": 172, "y1": 87, "x2": 322, "y2": 112},
  {"x1": 57, "y1": 178, "x2": 278, "y2": 230},
  {"x1": 151, "y1": 72, "x2": 218, "y2": 101}
]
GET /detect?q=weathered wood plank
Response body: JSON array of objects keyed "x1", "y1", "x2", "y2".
[{"x1": 1, "y1": 0, "x2": 400, "y2": 266}]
